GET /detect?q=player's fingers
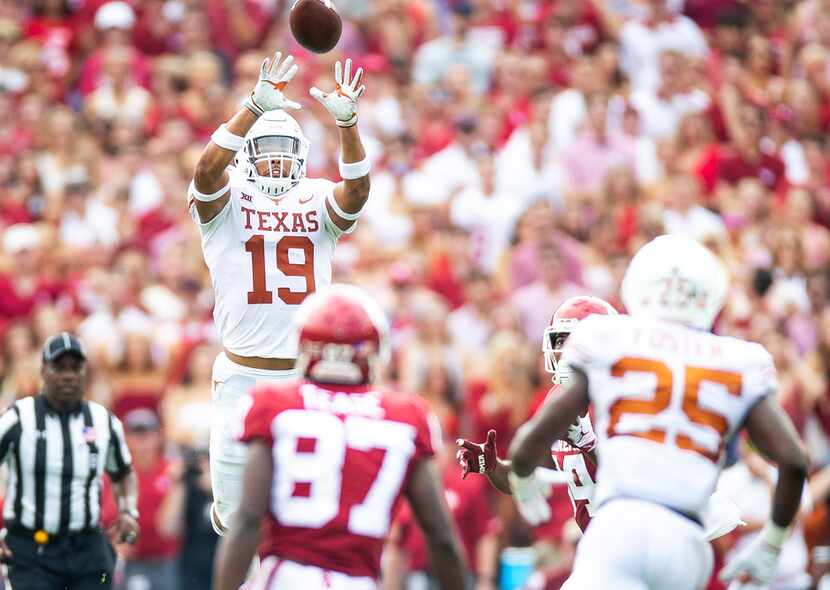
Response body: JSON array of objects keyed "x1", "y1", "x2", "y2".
[
  {"x1": 335, "y1": 60, "x2": 342, "y2": 85},
  {"x1": 270, "y1": 51, "x2": 282, "y2": 76},
  {"x1": 260, "y1": 58, "x2": 269, "y2": 79},
  {"x1": 458, "y1": 439, "x2": 481, "y2": 453},
  {"x1": 343, "y1": 58, "x2": 352, "y2": 85},
  {"x1": 456, "y1": 451, "x2": 470, "y2": 478},
  {"x1": 485, "y1": 429, "x2": 497, "y2": 448},
  {"x1": 278, "y1": 55, "x2": 295, "y2": 79},
  {"x1": 281, "y1": 64, "x2": 299, "y2": 84},
  {"x1": 351, "y1": 66, "x2": 363, "y2": 88},
  {"x1": 283, "y1": 99, "x2": 302, "y2": 110},
  {"x1": 309, "y1": 87, "x2": 326, "y2": 103},
  {"x1": 355, "y1": 85, "x2": 366, "y2": 100}
]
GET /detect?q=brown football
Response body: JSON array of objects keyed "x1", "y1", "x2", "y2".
[{"x1": 289, "y1": 0, "x2": 342, "y2": 54}]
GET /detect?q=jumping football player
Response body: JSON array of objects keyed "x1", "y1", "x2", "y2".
[{"x1": 188, "y1": 50, "x2": 372, "y2": 535}]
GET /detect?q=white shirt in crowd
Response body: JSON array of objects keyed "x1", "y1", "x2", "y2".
[
  {"x1": 495, "y1": 127, "x2": 565, "y2": 208},
  {"x1": 403, "y1": 143, "x2": 479, "y2": 206},
  {"x1": 620, "y1": 16, "x2": 708, "y2": 92},
  {"x1": 449, "y1": 185, "x2": 524, "y2": 273},
  {"x1": 630, "y1": 88, "x2": 710, "y2": 139},
  {"x1": 662, "y1": 205, "x2": 726, "y2": 241},
  {"x1": 547, "y1": 88, "x2": 587, "y2": 152}
]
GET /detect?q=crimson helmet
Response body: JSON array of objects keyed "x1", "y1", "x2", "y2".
[
  {"x1": 543, "y1": 295, "x2": 617, "y2": 384},
  {"x1": 295, "y1": 285, "x2": 390, "y2": 385}
]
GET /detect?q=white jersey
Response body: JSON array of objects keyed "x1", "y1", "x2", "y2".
[
  {"x1": 189, "y1": 168, "x2": 354, "y2": 358},
  {"x1": 561, "y1": 314, "x2": 776, "y2": 516}
]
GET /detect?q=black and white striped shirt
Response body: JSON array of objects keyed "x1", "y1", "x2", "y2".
[{"x1": 0, "y1": 396, "x2": 132, "y2": 535}]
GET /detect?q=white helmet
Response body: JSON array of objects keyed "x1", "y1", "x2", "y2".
[
  {"x1": 243, "y1": 110, "x2": 310, "y2": 197},
  {"x1": 621, "y1": 235, "x2": 728, "y2": 331}
]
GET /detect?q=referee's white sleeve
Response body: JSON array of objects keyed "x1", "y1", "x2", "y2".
[
  {"x1": 0, "y1": 407, "x2": 20, "y2": 463},
  {"x1": 105, "y1": 413, "x2": 133, "y2": 481}
]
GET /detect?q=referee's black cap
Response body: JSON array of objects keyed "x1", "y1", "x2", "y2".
[{"x1": 42, "y1": 332, "x2": 87, "y2": 363}]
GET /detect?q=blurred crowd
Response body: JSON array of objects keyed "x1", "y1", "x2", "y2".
[{"x1": 2, "y1": 0, "x2": 830, "y2": 588}]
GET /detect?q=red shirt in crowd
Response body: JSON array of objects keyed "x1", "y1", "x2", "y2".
[
  {"x1": 130, "y1": 457, "x2": 180, "y2": 560},
  {"x1": 698, "y1": 145, "x2": 786, "y2": 194}
]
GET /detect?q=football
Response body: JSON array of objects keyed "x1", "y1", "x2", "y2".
[{"x1": 289, "y1": 0, "x2": 342, "y2": 54}]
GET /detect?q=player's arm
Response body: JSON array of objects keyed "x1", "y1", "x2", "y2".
[
  {"x1": 191, "y1": 51, "x2": 300, "y2": 223},
  {"x1": 406, "y1": 458, "x2": 468, "y2": 590},
  {"x1": 745, "y1": 397, "x2": 808, "y2": 528},
  {"x1": 486, "y1": 459, "x2": 513, "y2": 495},
  {"x1": 719, "y1": 397, "x2": 808, "y2": 586},
  {"x1": 213, "y1": 439, "x2": 272, "y2": 590},
  {"x1": 509, "y1": 370, "x2": 589, "y2": 477},
  {"x1": 310, "y1": 59, "x2": 371, "y2": 231}
]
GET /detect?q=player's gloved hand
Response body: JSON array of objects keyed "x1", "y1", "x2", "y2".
[
  {"x1": 245, "y1": 51, "x2": 301, "y2": 116},
  {"x1": 509, "y1": 469, "x2": 552, "y2": 525},
  {"x1": 456, "y1": 430, "x2": 497, "y2": 479},
  {"x1": 310, "y1": 58, "x2": 365, "y2": 127},
  {"x1": 566, "y1": 414, "x2": 597, "y2": 453},
  {"x1": 719, "y1": 522, "x2": 788, "y2": 588}
]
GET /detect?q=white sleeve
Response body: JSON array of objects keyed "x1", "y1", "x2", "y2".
[
  {"x1": 322, "y1": 186, "x2": 360, "y2": 241},
  {"x1": 560, "y1": 315, "x2": 606, "y2": 373},
  {"x1": 742, "y1": 344, "x2": 779, "y2": 402},
  {"x1": 187, "y1": 171, "x2": 234, "y2": 240},
  {"x1": 106, "y1": 413, "x2": 133, "y2": 480}
]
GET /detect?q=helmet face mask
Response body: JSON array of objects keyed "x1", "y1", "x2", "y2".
[
  {"x1": 542, "y1": 296, "x2": 617, "y2": 384},
  {"x1": 244, "y1": 111, "x2": 310, "y2": 197},
  {"x1": 543, "y1": 324, "x2": 573, "y2": 384}
]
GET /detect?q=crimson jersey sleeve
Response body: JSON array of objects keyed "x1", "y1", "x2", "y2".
[
  {"x1": 407, "y1": 396, "x2": 440, "y2": 462},
  {"x1": 237, "y1": 385, "x2": 288, "y2": 445}
]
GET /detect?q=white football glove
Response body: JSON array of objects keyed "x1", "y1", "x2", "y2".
[
  {"x1": 244, "y1": 51, "x2": 301, "y2": 116},
  {"x1": 719, "y1": 522, "x2": 788, "y2": 589},
  {"x1": 566, "y1": 414, "x2": 597, "y2": 453},
  {"x1": 509, "y1": 469, "x2": 553, "y2": 526},
  {"x1": 702, "y1": 491, "x2": 746, "y2": 542},
  {"x1": 310, "y1": 58, "x2": 365, "y2": 127}
]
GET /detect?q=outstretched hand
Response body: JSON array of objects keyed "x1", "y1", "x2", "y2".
[
  {"x1": 310, "y1": 58, "x2": 365, "y2": 127},
  {"x1": 246, "y1": 51, "x2": 301, "y2": 116},
  {"x1": 456, "y1": 430, "x2": 498, "y2": 479}
]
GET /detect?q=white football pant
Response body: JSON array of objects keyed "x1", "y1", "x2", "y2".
[
  {"x1": 244, "y1": 557, "x2": 377, "y2": 590},
  {"x1": 210, "y1": 352, "x2": 297, "y2": 534},
  {"x1": 566, "y1": 498, "x2": 713, "y2": 590}
]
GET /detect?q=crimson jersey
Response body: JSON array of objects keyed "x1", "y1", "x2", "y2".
[
  {"x1": 550, "y1": 440, "x2": 596, "y2": 532},
  {"x1": 542, "y1": 384, "x2": 598, "y2": 532},
  {"x1": 238, "y1": 380, "x2": 438, "y2": 579}
]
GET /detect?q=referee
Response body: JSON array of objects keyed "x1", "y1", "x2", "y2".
[{"x1": 0, "y1": 332, "x2": 140, "y2": 589}]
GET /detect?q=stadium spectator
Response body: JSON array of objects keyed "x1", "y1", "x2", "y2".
[{"x1": 120, "y1": 408, "x2": 180, "y2": 590}]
